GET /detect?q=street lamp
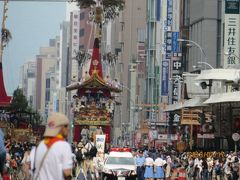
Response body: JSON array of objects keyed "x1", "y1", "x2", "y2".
[
  {"x1": 178, "y1": 38, "x2": 207, "y2": 69},
  {"x1": 197, "y1": 62, "x2": 214, "y2": 69}
]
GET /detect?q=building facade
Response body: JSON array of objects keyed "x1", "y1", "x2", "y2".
[
  {"x1": 35, "y1": 38, "x2": 59, "y2": 120},
  {"x1": 19, "y1": 61, "x2": 36, "y2": 108}
]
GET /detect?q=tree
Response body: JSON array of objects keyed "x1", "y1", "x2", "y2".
[
  {"x1": 10, "y1": 88, "x2": 28, "y2": 113},
  {"x1": 10, "y1": 88, "x2": 42, "y2": 127},
  {"x1": 76, "y1": 0, "x2": 125, "y2": 21},
  {"x1": 1, "y1": 28, "x2": 12, "y2": 46}
]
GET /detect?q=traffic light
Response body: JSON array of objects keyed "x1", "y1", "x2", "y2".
[
  {"x1": 198, "y1": 112, "x2": 205, "y2": 125},
  {"x1": 71, "y1": 120, "x2": 74, "y2": 128}
]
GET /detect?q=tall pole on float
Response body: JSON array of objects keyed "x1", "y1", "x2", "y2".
[{"x1": 0, "y1": 0, "x2": 9, "y2": 64}]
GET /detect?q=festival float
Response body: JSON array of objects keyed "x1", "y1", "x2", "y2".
[
  {"x1": 0, "y1": 0, "x2": 39, "y2": 142},
  {"x1": 66, "y1": 37, "x2": 121, "y2": 145},
  {"x1": 66, "y1": 0, "x2": 124, "y2": 146}
]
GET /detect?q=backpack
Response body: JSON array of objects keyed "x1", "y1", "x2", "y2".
[
  {"x1": 76, "y1": 150, "x2": 83, "y2": 163},
  {"x1": 215, "y1": 165, "x2": 222, "y2": 175},
  {"x1": 85, "y1": 143, "x2": 97, "y2": 158}
]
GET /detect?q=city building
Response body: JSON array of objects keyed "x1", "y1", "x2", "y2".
[
  {"x1": 35, "y1": 38, "x2": 59, "y2": 120},
  {"x1": 114, "y1": 0, "x2": 147, "y2": 146},
  {"x1": 19, "y1": 61, "x2": 36, "y2": 108},
  {"x1": 180, "y1": 0, "x2": 222, "y2": 71}
]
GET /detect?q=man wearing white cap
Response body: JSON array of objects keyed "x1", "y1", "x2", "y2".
[{"x1": 32, "y1": 112, "x2": 73, "y2": 180}]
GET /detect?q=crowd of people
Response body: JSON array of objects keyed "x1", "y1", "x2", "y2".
[
  {"x1": 0, "y1": 112, "x2": 239, "y2": 180},
  {"x1": 134, "y1": 146, "x2": 240, "y2": 180},
  {"x1": 1, "y1": 137, "x2": 35, "y2": 179}
]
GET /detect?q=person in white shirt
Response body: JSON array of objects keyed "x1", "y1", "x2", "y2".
[
  {"x1": 83, "y1": 138, "x2": 95, "y2": 178},
  {"x1": 144, "y1": 156, "x2": 154, "y2": 180},
  {"x1": 81, "y1": 126, "x2": 89, "y2": 144},
  {"x1": 32, "y1": 112, "x2": 73, "y2": 180},
  {"x1": 154, "y1": 156, "x2": 165, "y2": 180}
]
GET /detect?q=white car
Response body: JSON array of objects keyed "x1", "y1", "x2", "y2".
[{"x1": 102, "y1": 148, "x2": 137, "y2": 180}]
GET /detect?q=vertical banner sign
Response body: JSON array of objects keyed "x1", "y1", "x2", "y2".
[
  {"x1": 96, "y1": 135, "x2": 106, "y2": 153},
  {"x1": 165, "y1": 31, "x2": 172, "y2": 59},
  {"x1": 161, "y1": 61, "x2": 169, "y2": 96},
  {"x1": 156, "y1": 0, "x2": 161, "y2": 21},
  {"x1": 71, "y1": 11, "x2": 80, "y2": 82},
  {"x1": 172, "y1": 0, "x2": 180, "y2": 32},
  {"x1": 224, "y1": 0, "x2": 240, "y2": 68},
  {"x1": 172, "y1": 81, "x2": 179, "y2": 104},
  {"x1": 167, "y1": 0, "x2": 173, "y2": 26},
  {"x1": 172, "y1": 32, "x2": 180, "y2": 53}
]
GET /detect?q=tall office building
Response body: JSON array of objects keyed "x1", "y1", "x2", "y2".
[
  {"x1": 114, "y1": 0, "x2": 147, "y2": 143},
  {"x1": 181, "y1": 0, "x2": 222, "y2": 71},
  {"x1": 59, "y1": 21, "x2": 70, "y2": 88},
  {"x1": 35, "y1": 38, "x2": 59, "y2": 120},
  {"x1": 19, "y1": 61, "x2": 36, "y2": 108}
]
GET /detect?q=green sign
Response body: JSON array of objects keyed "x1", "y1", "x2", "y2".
[{"x1": 225, "y1": 0, "x2": 240, "y2": 14}]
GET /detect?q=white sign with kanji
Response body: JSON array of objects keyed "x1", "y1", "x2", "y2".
[{"x1": 224, "y1": 14, "x2": 240, "y2": 68}]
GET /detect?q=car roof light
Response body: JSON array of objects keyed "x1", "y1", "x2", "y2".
[{"x1": 110, "y1": 147, "x2": 132, "y2": 152}]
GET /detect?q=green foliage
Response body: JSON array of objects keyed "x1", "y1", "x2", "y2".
[
  {"x1": 103, "y1": 0, "x2": 125, "y2": 10},
  {"x1": 1, "y1": 28, "x2": 12, "y2": 45},
  {"x1": 76, "y1": 0, "x2": 96, "y2": 8},
  {"x1": 10, "y1": 88, "x2": 42, "y2": 126},
  {"x1": 10, "y1": 88, "x2": 28, "y2": 112},
  {"x1": 76, "y1": 0, "x2": 125, "y2": 21},
  {"x1": 76, "y1": 0, "x2": 125, "y2": 9}
]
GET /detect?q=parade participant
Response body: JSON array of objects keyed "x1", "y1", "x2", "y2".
[
  {"x1": 165, "y1": 156, "x2": 172, "y2": 180},
  {"x1": 144, "y1": 155, "x2": 154, "y2": 180},
  {"x1": 186, "y1": 158, "x2": 195, "y2": 180},
  {"x1": 75, "y1": 142, "x2": 84, "y2": 176},
  {"x1": 0, "y1": 128, "x2": 6, "y2": 178},
  {"x1": 32, "y1": 112, "x2": 73, "y2": 180},
  {"x1": 81, "y1": 126, "x2": 89, "y2": 145},
  {"x1": 207, "y1": 157, "x2": 213, "y2": 179},
  {"x1": 93, "y1": 126, "x2": 103, "y2": 143},
  {"x1": 21, "y1": 145, "x2": 31, "y2": 179},
  {"x1": 154, "y1": 154, "x2": 165, "y2": 180},
  {"x1": 231, "y1": 156, "x2": 239, "y2": 180},
  {"x1": 93, "y1": 151, "x2": 104, "y2": 180},
  {"x1": 83, "y1": 137, "x2": 96, "y2": 178},
  {"x1": 214, "y1": 159, "x2": 223, "y2": 180},
  {"x1": 178, "y1": 161, "x2": 187, "y2": 180},
  {"x1": 201, "y1": 158, "x2": 208, "y2": 180},
  {"x1": 135, "y1": 150, "x2": 145, "y2": 180}
]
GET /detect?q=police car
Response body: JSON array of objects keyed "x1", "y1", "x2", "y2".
[{"x1": 102, "y1": 148, "x2": 137, "y2": 180}]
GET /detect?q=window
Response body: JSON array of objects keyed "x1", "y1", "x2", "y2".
[
  {"x1": 45, "y1": 91, "x2": 50, "y2": 101},
  {"x1": 106, "y1": 157, "x2": 135, "y2": 165},
  {"x1": 80, "y1": 12, "x2": 85, "y2": 20},
  {"x1": 80, "y1": 29, "x2": 85, "y2": 37},
  {"x1": 74, "y1": 14, "x2": 78, "y2": 19},
  {"x1": 46, "y1": 78, "x2": 50, "y2": 88}
]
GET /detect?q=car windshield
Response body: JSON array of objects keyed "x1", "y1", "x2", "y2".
[{"x1": 106, "y1": 157, "x2": 135, "y2": 165}]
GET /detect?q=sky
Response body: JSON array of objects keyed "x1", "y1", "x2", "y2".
[{"x1": 0, "y1": 1, "x2": 66, "y2": 95}]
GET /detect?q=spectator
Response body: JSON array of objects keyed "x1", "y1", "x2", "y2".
[
  {"x1": 0, "y1": 128, "x2": 6, "y2": 178},
  {"x1": 144, "y1": 155, "x2": 154, "y2": 180},
  {"x1": 32, "y1": 112, "x2": 73, "y2": 180}
]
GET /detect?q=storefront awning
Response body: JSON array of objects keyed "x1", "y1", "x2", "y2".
[
  {"x1": 165, "y1": 102, "x2": 183, "y2": 111},
  {"x1": 165, "y1": 97, "x2": 207, "y2": 111},
  {"x1": 195, "y1": 69, "x2": 240, "y2": 82},
  {"x1": 204, "y1": 91, "x2": 240, "y2": 104}
]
